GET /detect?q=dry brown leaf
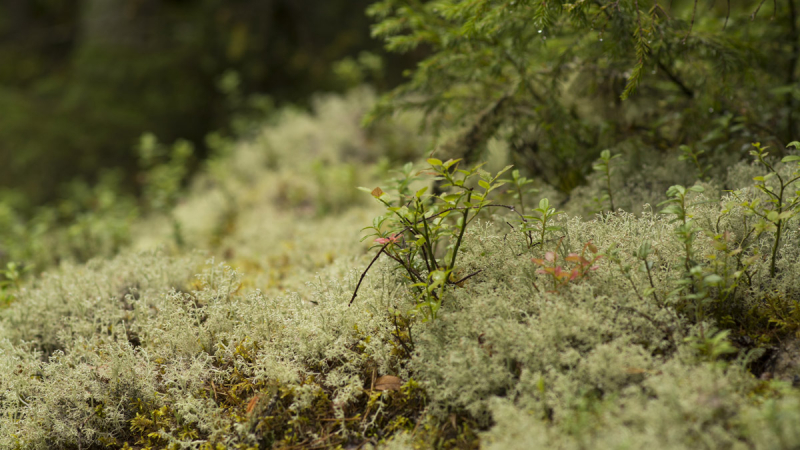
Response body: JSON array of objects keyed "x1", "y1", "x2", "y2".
[
  {"x1": 374, "y1": 375, "x2": 403, "y2": 391},
  {"x1": 246, "y1": 395, "x2": 259, "y2": 413}
]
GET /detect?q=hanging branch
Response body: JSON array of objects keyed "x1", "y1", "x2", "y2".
[
  {"x1": 656, "y1": 59, "x2": 694, "y2": 98},
  {"x1": 683, "y1": 0, "x2": 699, "y2": 42},
  {"x1": 723, "y1": 0, "x2": 730, "y2": 29},
  {"x1": 751, "y1": 0, "x2": 768, "y2": 20}
]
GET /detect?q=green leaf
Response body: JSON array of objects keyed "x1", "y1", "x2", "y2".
[
  {"x1": 478, "y1": 180, "x2": 491, "y2": 190},
  {"x1": 659, "y1": 205, "x2": 683, "y2": 216},
  {"x1": 443, "y1": 159, "x2": 462, "y2": 169},
  {"x1": 665, "y1": 185, "x2": 686, "y2": 198},
  {"x1": 538, "y1": 198, "x2": 550, "y2": 210},
  {"x1": 427, "y1": 158, "x2": 443, "y2": 166},
  {"x1": 637, "y1": 242, "x2": 652, "y2": 259},
  {"x1": 496, "y1": 165, "x2": 514, "y2": 178},
  {"x1": 441, "y1": 194, "x2": 460, "y2": 203},
  {"x1": 781, "y1": 155, "x2": 800, "y2": 162}
]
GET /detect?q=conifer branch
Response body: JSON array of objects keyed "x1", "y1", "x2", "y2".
[
  {"x1": 683, "y1": 0, "x2": 698, "y2": 43},
  {"x1": 751, "y1": 0, "x2": 768, "y2": 20},
  {"x1": 652, "y1": 1, "x2": 671, "y2": 19},
  {"x1": 656, "y1": 59, "x2": 694, "y2": 98},
  {"x1": 723, "y1": 0, "x2": 730, "y2": 29}
]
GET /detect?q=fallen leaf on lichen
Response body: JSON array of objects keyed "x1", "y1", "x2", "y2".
[
  {"x1": 246, "y1": 395, "x2": 259, "y2": 413},
  {"x1": 374, "y1": 375, "x2": 403, "y2": 391}
]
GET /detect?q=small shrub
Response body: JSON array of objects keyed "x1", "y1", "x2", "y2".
[
  {"x1": 354, "y1": 158, "x2": 511, "y2": 321},
  {"x1": 740, "y1": 142, "x2": 800, "y2": 277},
  {"x1": 531, "y1": 241, "x2": 601, "y2": 292}
]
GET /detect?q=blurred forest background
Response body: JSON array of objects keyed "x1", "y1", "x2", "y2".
[
  {"x1": 1, "y1": 0, "x2": 799, "y2": 272},
  {"x1": 0, "y1": 0, "x2": 416, "y2": 206}
]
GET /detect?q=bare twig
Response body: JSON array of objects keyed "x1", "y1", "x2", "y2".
[
  {"x1": 384, "y1": 250, "x2": 427, "y2": 285},
  {"x1": 350, "y1": 241, "x2": 393, "y2": 306},
  {"x1": 452, "y1": 269, "x2": 483, "y2": 285},
  {"x1": 448, "y1": 191, "x2": 473, "y2": 273},
  {"x1": 751, "y1": 0, "x2": 768, "y2": 20},
  {"x1": 392, "y1": 313, "x2": 413, "y2": 355}
]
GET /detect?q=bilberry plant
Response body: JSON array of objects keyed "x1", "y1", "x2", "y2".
[
  {"x1": 352, "y1": 159, "x2": 511, "y2": 320},
  {"x1": 738, "y1": 142, "x2": 800, "y2": 277}
]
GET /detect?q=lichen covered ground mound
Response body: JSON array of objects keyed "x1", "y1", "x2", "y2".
[{"x1": 2, "y1": 90, "x2": 800, "y2": 449}]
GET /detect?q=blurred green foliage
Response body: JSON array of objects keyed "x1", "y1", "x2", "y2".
[
  {"x1": 368, "y1": 0, "x2": 800, "y2": 193},
  {"x1": 0, "y1": 0, "x2": 415, "y2": 205}
]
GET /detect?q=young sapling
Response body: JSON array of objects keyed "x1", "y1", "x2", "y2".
[
  {"x1": 678, "y1": 145, "x2": 711, "y2": 181},
  {"x1": 500, "y1": 169, "x2": 538, "y2": 215},
  {"x1": 740, "y1": 142, "x2": 800, "y2": 277},
  {"x1": 522, "y1": 198, "x2": 565, "y2": 251},
  {"x1": 592, "y1": 149, "x2": 622, "y2": 212}
]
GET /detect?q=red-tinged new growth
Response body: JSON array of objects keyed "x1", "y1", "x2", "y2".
[
  {"x1": 532, "y1": 242, "x2": 601, "y2": 292},
  {"x1": 375, "y1": 233, "x2": 401, "y2": 245}
]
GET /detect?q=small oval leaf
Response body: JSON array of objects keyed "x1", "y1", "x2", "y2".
[{"x1": 374, "y1": 375, "x2": 404, "y2": 391}]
